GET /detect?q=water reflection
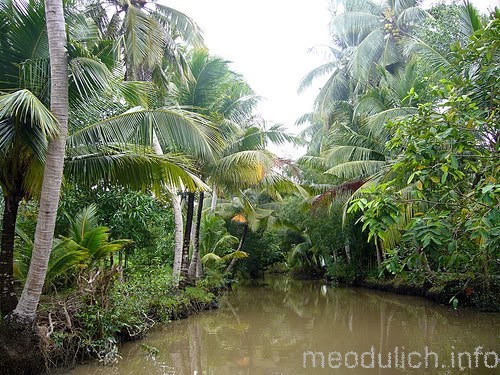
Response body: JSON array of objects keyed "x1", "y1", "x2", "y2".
[{"x1": 69, "y1": 277, "x2": 499, "y2": 374}]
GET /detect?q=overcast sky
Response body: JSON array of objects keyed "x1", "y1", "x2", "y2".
[{"x1": 166, "y1": 0, "x2": 499, "y2": 157}]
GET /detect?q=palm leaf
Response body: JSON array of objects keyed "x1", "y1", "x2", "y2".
[
  {"x1": 64, "y1": 148, "x2": 206, "y2": 191},
  {"x1": 330, "y1": 12, "x2": 381, "y2": 46},
  {"x1": 298, "y1": 62, "x2": 337, "y2": 93},
  {"x1": 325, "y1": 160, "x2": 387, "y2": 180},
  {"x1": 153, "y1": 4, "x2": 204, "y2": 48},
  {"x1": 69, "y1": 106, "x2": 218, "y2": 160},
  {"x1": 458, "y1": 1, "x2": 484, "y2": 38},
  {"x1": 0, "y1": 89, "x2": 58, "y2": 161}
]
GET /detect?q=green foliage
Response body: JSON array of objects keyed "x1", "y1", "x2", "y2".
[
  {"x1": 14, "y1": 204, "x2": 131, "y2": 290},
  {"x1": 326, "y1": 258, "x2": 356, "y2": 284},
  {"x1": 72, "y1": 265, "x2": 218, "y2": 363},
  {"x1": 199, "y1": 213, "x2": 238, "y2": 258},
  {"x1": 349, "y1": 17, "x2": 499, "y2": 291},
  {"x1": 416, "y1": 2, "x2": 466, "y2": 56},
  {"x1": 57, "y1": 186, "x2": 175, "y2": 268}
]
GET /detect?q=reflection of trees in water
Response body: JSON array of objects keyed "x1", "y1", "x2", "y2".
[{"x1": 71, "y1": 278, "x2": 500, "y2": 374}]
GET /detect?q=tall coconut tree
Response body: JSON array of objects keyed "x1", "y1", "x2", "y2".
[
  {"x1": 300, "y1": 0, "x2": 428, "y2": 119},
  {"x1": 165, "y1": 49, "x2": 295, "y2": 282},
  {"x1": 12, "y1": 0, "x2": 69, "y2": 322},
  {"x1": 0, "y1": 0, "x2": 205, "y2": 315},
  {"x1": 83, "y1": 0, "x2": 208, "y2": 283},
  {"x1": 330, "y1": 0, "x2": 428, "y2": 82},
  {"x1": 169, "y1": 49, "x2": 262, "y2": 282}
]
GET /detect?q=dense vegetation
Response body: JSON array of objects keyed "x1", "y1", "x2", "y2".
[{"x1": 0, "y1": 0, "x2": 498, "y2": 372}]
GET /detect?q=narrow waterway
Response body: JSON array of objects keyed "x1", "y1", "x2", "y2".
[{"x1": 68, "y1": 277, "x2": 499, "y2": 374}]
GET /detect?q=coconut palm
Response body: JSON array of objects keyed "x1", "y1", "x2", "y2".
[
  {"x1": 80, "y1": 0, "x2": 206, "y2": 285},
  {"x1": 83, "y1": 0, "x2": 204, "y2": 81},
  {"x1": 330, "y1": 0, "x2": 428, "y2": 81},
  {"x1": 166, "y1": 49, "x2": 297, "y2": 282},
  {"x1": 300, "y1": 0, "x2": 428, "y2": 119},
  {"x1": 0, "y1": 0, "x2": 207, "y2": 315},
  {"x1": 299, "y1": 58, "x2": 426, "y2": 188},
  {"x1": 0, "y1": 0, "x2": 93, "y2": 314},
  {"x1": 0, "y1": 0, "x2": 112, "y2": 315},
  {"x1": 12, "y1": 0, "x2": 69, "y2": 322}
]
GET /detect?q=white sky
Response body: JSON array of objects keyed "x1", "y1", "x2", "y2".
[{"x1": 165, "y1": 0, "x2": 499, "y2": 158}]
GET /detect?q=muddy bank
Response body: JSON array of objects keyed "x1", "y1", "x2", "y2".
[
  {"x1": 0, "y1": 284, "x2": 228, "y2": 375},
  {"x1": 356, "y1": 275, "x2": 499, "y2": 312}
]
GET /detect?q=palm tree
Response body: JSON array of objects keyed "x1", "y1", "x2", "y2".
[
  {"x1": 166, "y1": 49, "x2": 296, "y2": 282},
  {"x1": 169, "y1": 49, "x2": 239, "y2": 282},
  {"x1": 84, "y1": 0, "x2": 204, "y2": 81},
  {"x1": 330, "y1": 0, "x2": 428, "y2": 82},
  {"x1": 12, "y1": 0, "x2": 69, "y2": 323},
  {"x1": 0, "y1": 0, "x2": 105, "y2": 315},
  {"x1": 299, "y1": 0, "x2": 428, "y2": 119},
  {"x1": 84, "y1": 3, "x2": 207, "y2": 284},
  {"x1": 0, "y1": 0, "x2": 205, "y2": 315}
]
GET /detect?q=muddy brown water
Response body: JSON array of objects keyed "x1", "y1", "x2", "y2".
[{"x1": 67, "y1": 277, "x2": 499, "y2": 374}]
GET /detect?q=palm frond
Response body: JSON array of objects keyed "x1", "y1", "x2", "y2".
[
  {"x1": 314, "y1": 69, "x2": 350, "y2": 114},
  {"x1": 458, "y1": 0, "x2": 484, "y2": 38},
  {"x1": 0, "y1": 89, "x2": 58, "y2": 160},
  {"x1": 202, "y1": 252, "x2": 222, "y2": 264},
  {"x1": 67, "y1": 204, "x2": 98, "y2": 243},
  {"x1": 397, "y1": 6, "x2": 430, "y2": 27},
  {"x1": 64, "y1": 148, "x2": 206, "y2": 191},
  {"x1": 325, "y1": 160, "x2": 387, "y2": 180},
  {"x1": 330, "y1": 12, "x2": 381, "y2": 46},
  {"x1": 298, "y1": 62, "x2": 337, "y2": 93},
  {"x1": 403, "y1": 36, "x2": 452, "y2": 72},
  {"x1": 366, "y1": 106, "x2": 417, "y2": 137},
  {"x1": 153, "y1": 4, "x2": 204, "y2": 47},
  {"x1": 69, "y1": 106, "x2": 218, "y2": 160},
  {"x1": 349, "y1": 28, "x2": 385, "y2": 81}
]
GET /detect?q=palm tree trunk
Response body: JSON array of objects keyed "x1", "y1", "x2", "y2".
[
  {"x1": 151, "y1": 131, "x2": 184, "y2": 278},
  {"x1": 171, "y1": 191, "x2": 183, "y2": 277},
  {"x1": 12, "y1": 0, "x2": 69, "y2": 322},
  {"x1": 210, "y1": 184, "x2": 217, "y2": 211},
  {"x1": 179, "y1": 192, "x2": 194, "y2": 288},
  {"x1": 0, "y1": 193, "x2": 21, "y2": 316},
  {"x1": 237, "y1": 224, "x2": 248, "y2": 252},
  {"x1": 188, "y1": 191, "x2": 204, "y2": 281}
]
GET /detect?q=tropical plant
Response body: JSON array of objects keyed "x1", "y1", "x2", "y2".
[
  {"x1": 83, "y1": 0, "x2": 204, "y2": 81},
  {"x1": 15, "y1": 205, "x2": 131, "y2": 290},
  {"x1": 330, "y1": 0, "x2": 428, "y2": 82},
  {"x1": 349, "y1": 15, "x2": 499, "y2": 283},
  {"x1": 216, "y1": 193, "x2": 277, "y2": 273}
]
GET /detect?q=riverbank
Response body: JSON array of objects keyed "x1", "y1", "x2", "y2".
[
  {"x1": 356, "y1": 274, "x2": 500, "y2": 312},
  {"x1": 0, "y1": 267, "x2": 230, "y2": 374}
]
